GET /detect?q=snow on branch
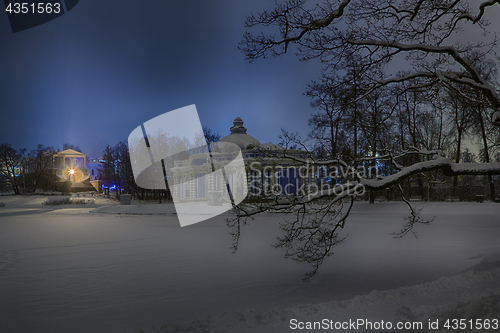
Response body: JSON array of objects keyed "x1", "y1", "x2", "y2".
[
  {"x1": 456, "y1": 0, "x2": 500, "y2": 24},
  {"x1": 347, "y1": 39, "x2": 500, "y2": 109},
  {"x1": 351, "y1": 72, "x2": 438, "y2": 104},
  {"x1": 241, "y1": 0, "x2": 500, "y2": 122},
  {"x1": 247, "y1": 148, "x2": 500, "y2": 197},
  {"x1": 228, "y1": 148, "x2": 500, "y2": 280},
  {"x1": 361, "y1": 158, "x2": 500, "y2": 190}
]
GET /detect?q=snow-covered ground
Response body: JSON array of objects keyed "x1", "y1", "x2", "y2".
[{"x1": 0, "y1": 196, "x2": 499, "y2": 332}]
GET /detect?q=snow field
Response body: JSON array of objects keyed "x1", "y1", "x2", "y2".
[{"x1": 0, "y1": 199, "x2": 499, "y2": 332}]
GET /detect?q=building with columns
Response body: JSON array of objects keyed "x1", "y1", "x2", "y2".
[
  {"x1": 52, "y1": 149, "x2": 101, "y2": 192},
  {"x1": 170, "y1": 117, "x2": 315, "y2": 203}
]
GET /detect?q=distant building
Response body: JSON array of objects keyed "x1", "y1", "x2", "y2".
[
  {"x1": 86, "y1": 157, "x2": 103, "y2": 182},
  {"x1": 52, "y1": 149, "x2": 101, "y2": 192},
  {"x1": 171, "y1": 117, "x2": 315, "y2": 202}
]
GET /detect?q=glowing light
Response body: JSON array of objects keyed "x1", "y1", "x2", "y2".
[{"x1": 69, "y1": 169, "x2": 75, "y2": 174}]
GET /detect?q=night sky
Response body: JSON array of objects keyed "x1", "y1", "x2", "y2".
[
  {"x1": 2, "y1": 1, "x2": 500, "y2": 158},
  {"x1": 0, "y1": 0, "x2": 323, "y2": 157}
]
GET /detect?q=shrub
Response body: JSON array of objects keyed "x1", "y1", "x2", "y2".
[{"x1": 42, "y1": 198, "x2": 95, "y2": 206}]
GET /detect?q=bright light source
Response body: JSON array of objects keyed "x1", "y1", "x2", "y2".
[{"x1": 69, "y1": 169, "x2": 75, "y2": 174}]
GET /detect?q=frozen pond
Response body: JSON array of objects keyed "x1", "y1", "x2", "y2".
[{"x1": 0, "y1": 197, "x2": 499, "y2": 332}]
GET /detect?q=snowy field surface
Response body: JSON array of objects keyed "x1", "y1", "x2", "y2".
[{"x1": 0, "y1": 195, "x2": 499, "y2": 333}]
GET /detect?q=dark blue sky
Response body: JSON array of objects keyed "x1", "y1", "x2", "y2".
[{"x1": 0, "y1": 0, "x2": 323, "y2": 157}]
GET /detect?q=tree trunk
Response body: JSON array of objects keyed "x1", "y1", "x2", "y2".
[
  {"x1": 453, "y1": 127, "x2": 463, "y2": 188},
  {"x1": 477, "y1": 106, "x2": 496, "y2": 200}
]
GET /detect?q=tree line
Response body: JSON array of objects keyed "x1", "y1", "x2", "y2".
[
  {"x1": 0, "y1": 141, "x2": 160, "y2": 199},
  {"x1": 302, "y1": 56, "x2": 500, "y2": 201},
  {"x1": 0, "y1": 127, "x2": 221, "y2": 200}
]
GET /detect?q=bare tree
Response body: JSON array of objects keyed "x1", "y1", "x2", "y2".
[
  {"x1": 467, "y1": 56, "x2": 498, "y2": 200},
  {"x1": 203, "y1": 126, "x2": 222, "y2": 144},
  {"x1": 0, "y1": 144, "x2": 26, "y2": 195},
  {"x1": 235, "y1": 0, "x2": 500, "y2": 278},
  {"x1": 306, "y1": 75, "x2": 346, "y2": 160},
  {"x1": 447, "y1": 89, "x2": 473, "y2": 187},
  {"x1": 112, "y1": 141, "x2": 138, "y2": 197},
  {"x1": 23, "y1": 145, "x2": 56, "y2": 193},
  {"x1": 99, "y1": 145, "x2": 116, "y2": 196},
  {"x1": 62, "y1": 143, "x2": 82, "y2": 152},
  {"x1": 240, "y1": 0, "x2": 500, "y2": 126},
  {"x1": 100, "y1": 142, "x2": 136, "y2": 200}
]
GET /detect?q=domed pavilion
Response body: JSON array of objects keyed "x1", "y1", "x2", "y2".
[{"x1": 170, "y1": 117, "x2": 315, "y2": 202}]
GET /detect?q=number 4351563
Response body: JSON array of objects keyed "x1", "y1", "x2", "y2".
[
  {"x1": 444, "y1": 319, "x2": 499, "y2": 330},
  {"x1": 5, "y1": 2, "x2": 61, "y2": 14}
]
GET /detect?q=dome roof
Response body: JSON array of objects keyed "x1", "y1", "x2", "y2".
[{"x1": 217, "y1": 117, "x2": 261, "y2": 152}]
